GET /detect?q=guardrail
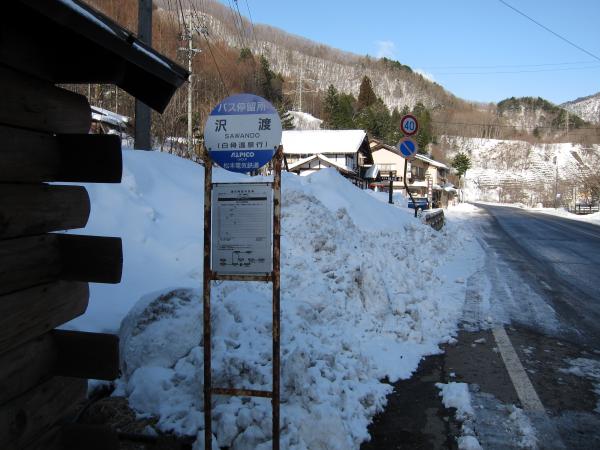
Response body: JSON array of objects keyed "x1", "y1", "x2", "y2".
[
  {"x1": 567, "y1": 205, "x2": 599, "y2": 215},
  {"x1": 423, "y1": 209, "x2": 445, "y2": 231}
]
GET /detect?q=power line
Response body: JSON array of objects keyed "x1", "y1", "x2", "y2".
[
  {"x1": 435, "y1": 64, "x2": 600, "y2": 75},
  {"x1": 243, "y1": 0, "x2": 260, "y2": 52},
  {"x1": 233, "y1": 0, "x2": 248, "y2": 47},
  {"x1": 421, "y1": 60, "x2": 594, "y2": 70},
  {"x1": 200, "y1": 30, "x2": 230, "y2": 97},
  {"x1": 498, "y1": 0, "x2": 600, "y2": 63},
  {"x1": 226, "y1": 0, "x2": 246, "y2": 47},
  {"x1": 432, "y1": 120, "x2": 600, "y2": 131}
]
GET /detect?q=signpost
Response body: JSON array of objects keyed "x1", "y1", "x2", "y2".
[
  {"x1": 204, "y1": 93, "x2": 282, "y2": 173},
  {"x1": 212, "y1": 183, "x2": 273, "y2": 274},
  {"x1": 398, "y1": 137, "x2": 418, "y2": 159},
  {"x1": 398, "y1": 115, "x2": 420, "y2": 216},
  {"x1": 202, "y1": 94, "x2": 282, "y2": 450},
  {"x1": 400, "y1": 114, "x2": 419, "y2": 136}
]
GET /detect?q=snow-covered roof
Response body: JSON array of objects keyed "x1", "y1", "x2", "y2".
[
  {"x1": 364, "y1": 165, "x2": 379, "y2": 179},
  {"x1": 282, "y1": 130, "x2": 367, "y2": 155},
  {"x1": 414, "y1": 154, "x2": 449, "y2": 169},
  {"x1": 8, "y1": 0, "x2": 188, "y2": 112},
  {"x1": 288, "y1": 154, "x2": 353, "y2": 174},
  {"x1": 91, "y1": 106, "x2": 130, "y2": 128},
  {"x1": 370, "y1": 139, "x2": 402, "y2": 156}
]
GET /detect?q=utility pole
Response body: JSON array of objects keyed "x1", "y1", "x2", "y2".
[
  {"x1": 135, "y1": 0, "x2": 152, "y2": 150},
  {"x1": 554, "y1": 156, "x2": 558, "y2": 209},
  {"x1": 179, "y1": 11, "x2": 201, "y2": 157},
  {"x1": 294, "y1": 63, "x2": 316, "y2": 112}
]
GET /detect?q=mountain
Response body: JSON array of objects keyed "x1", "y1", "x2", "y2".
[
  {"x1": 561, "y1": 92, "x2": 600, "y2": 124},
  {"x1": 83, "y1": 0, "x2": 598, "y2": 150},
  {"x1": 154, "y1": 0, "x2": 461, "y2": 113}
]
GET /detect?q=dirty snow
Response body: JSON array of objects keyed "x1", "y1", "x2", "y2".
[
  {"x1": 560, "y1": 358, "x2": 600, "y2": 413},
  {"x1": 66, "y1": 150, "x2": 484, "y2": 448}
]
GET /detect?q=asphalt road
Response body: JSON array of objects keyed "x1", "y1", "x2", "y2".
[
  {"x1": 474, "y1": 203, "x2": 600, "y2": 348},
  {"x1": 365, "y1": 205, "x2": 600, "y2": 449}
]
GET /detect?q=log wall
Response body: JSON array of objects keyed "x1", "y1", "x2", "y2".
[{"x1": 0, "y1": 63, "x2": 123, "y2": 449}]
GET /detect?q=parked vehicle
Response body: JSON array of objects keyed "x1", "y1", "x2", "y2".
[{"x1": 407, "y1": 197, "x2": 429, "y2": 211}]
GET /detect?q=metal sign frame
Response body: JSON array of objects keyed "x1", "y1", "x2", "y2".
[{"x1": 202, "y1": 146, "x2": 283, "y2": 450}]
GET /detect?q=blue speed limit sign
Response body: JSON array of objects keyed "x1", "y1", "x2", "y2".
[{"x1": 400, "y1": 114, "x2": 418, "y2": 136}]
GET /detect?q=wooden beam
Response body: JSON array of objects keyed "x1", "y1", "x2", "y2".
[
  {"x1": 0, "y1": 281, "x2": 89, "y2": 355},
  {"x1": 0, "y1": 65, "x2": 90, "y2": 134},
  {"x1": 0, "y1": 334, "x2": 56, "y2": 405},
  {"x1": 0, "y1": 234, "x2": 122, "y2": 295},
  {"x1": 52, "y1": 330, "x2": 119, "y2": 381},
  {"x1": 58, "y1": 234, "x2": 123, "y2": 284},
  {"x1": 62, "y1": 424, "x2": 120, "y2": 450},
  {"x1": 0, "y1": 184, "x2": 90, "y2": 239},
  {"x1": 0, "y1": 126, "x2": 122, "y2": 183},
  {"x1": 0, "y1": 376, "x2": 86, "y2": 449},
  {"x1": 26, "y1": 424, "x2": 121, "y2": 450},
  {"x1": 0, "y1": 331, "x2": 119, "y2": 405},
  {"x1": 0, "y1": 234, "x2": 61, "y2": 296}
]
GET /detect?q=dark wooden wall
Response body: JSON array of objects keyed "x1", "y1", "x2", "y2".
[{"x1": 0, "y1": 64, "x2": 123, "y2": 449}]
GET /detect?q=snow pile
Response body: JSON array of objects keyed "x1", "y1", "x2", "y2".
[
  {"x1": 438, "y1": 383, "x2": 539, "y2": 450},
  {"x1": 68, "y1": 152, "x2": 482, "y2": 448},
  {"x1": 288, "y1": 111, "x2": 323, "y2": 130},
  {"x1": 437, "y1": 382, "x2": 474, "y2": 420},
  {"x1": 437, "y1": 383, "x2": 482, "y2": 449}
]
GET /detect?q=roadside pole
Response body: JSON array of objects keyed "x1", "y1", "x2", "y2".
[
  {"x1": 202, "y1": 94, "x2": 283, "y2": 449},
  {"x1": 398, "y1": 115, "x2": 419, "y2": 217},
  {"x1": 403, "y1": 162, "x2": 418, "y2": 217},
  {"x1": 388, "y1": 171, "x2": 395, "y2": 204},
  {"x1": 134, "y1": 0, "x2": 152, "y2": 150}
]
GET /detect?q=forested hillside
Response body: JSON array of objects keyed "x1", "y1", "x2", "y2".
[{"x1": 80, "y1": 0, "x2": 600, "y2": 157}]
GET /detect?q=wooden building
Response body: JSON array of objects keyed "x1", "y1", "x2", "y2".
[
  {"x1": 282, "y1": 130, "x2": 374, "y2": 187},
  {"x1": 0, "y1": 1, "x2": 187, "y2": 449}
]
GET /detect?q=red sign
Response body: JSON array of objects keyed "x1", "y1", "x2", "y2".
[{"x1": 400, "y1": 114, "x2": 419, "y2": 136}]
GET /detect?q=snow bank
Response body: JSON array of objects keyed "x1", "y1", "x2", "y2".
[
  {"x1": 437, "y1": 382, "x2": 474, "y2": 420},
  {"x1": 531, "y1": 207, "x2": 600, "y2": 225},
  {"x1": 67, "y1": 151, "x2": 483, "y2": 448}
]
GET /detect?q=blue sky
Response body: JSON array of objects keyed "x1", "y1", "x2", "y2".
[{"x1": 223, "y1": 0, "x2": 600, "y2": 105}]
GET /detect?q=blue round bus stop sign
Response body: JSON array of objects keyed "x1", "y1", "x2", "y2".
[{"x1": 203, "y1": 94, "x2": 282, "y2": 173}]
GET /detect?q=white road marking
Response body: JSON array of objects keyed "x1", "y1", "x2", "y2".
[{"x1": 492, "y1": 326, "x2": 545, "y2": 411}]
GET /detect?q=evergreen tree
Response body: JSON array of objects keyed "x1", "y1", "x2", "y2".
[
  {"x1": 336, "y1": 93, "x2": 356, "y2": 129},
  {"x1": 356, "y1": 98, "x2": 391, "y2": 141},
  {"x1": 277, "y1": 103, "x2": 295, "y2": 130},
  {"x1": 411, "y1": 102, "x2": 434, "y2": 153},
  {"x1": 451, "y1": 152, "x2": 472, "y2": 180},
  {"x1": 258, "y1": 56, "x2": 283, "y2": 105},
  {"x1": 321, "y1": 85, "x2": 356, "y2": 129},
  {"x1": 357, "y1": 76, "x2": 377, "y2": 111},
  {"x1": 321, "y1": 85, "x2": 340, "y2": 129}
]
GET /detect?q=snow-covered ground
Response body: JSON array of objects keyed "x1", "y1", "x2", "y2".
[
  {"x1": 530, "y1": 207, "x2": 600, "y2": 225},
  {"x1": 472, "y1": 201, "x2": 600, "y2": 226},
  {"x1": 65, "y1": 151, "x2": 485, "y2": 448},
  {"x1": 442, "y1": 135, "x2": 600, "y2": 206}
]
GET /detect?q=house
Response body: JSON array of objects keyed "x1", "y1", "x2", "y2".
[
  {"x1": 368, "y1": 139, "x2": 455, "y2": 208},
  {"x1": 410, "y1": 154, "x2": 455, "y2": 208},
  {"x1": 368, "y1": 139, "x2": 408, "y2": 191},
  {"x1": 0, "y1": 1, "x2": 187, "y2": 448},
  {"x1": 282, "y1": 130, "x2": 374, "y2": 187}
]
